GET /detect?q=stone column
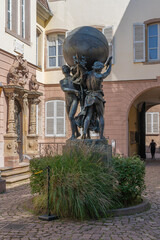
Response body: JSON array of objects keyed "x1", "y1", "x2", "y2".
[
  {"x1": 22, "y1": 93, "x2": 28, "y2": 155},
  {"x1": 7, "y1": 92, "x2": 17, "y2": 134},
  {"x1": 29, "y1": 98, "x2": 39, "y2": 135},
  {"x1": 27, "y1": 98, "x2": 40, "y2": 159},
  {"x1": 4, "y1": 91, "x2": 19, "y2": 167}
]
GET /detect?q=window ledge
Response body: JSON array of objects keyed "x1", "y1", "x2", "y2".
[
  {"x1": 146, "y1": 134, "x2": 159, "y2": 136},
  {"x1": 143, "y1": 60, "x2": 160, "y2": 65},
  {"x1": 5, "y1": 28, "x2": 30, "y2": 46},
  {"x1": 45, "y1": 67, "x2": 62, "y2": 72}
]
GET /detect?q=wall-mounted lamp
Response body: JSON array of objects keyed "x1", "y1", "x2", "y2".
[{"x1": 0, "y1": 82, "x2": 3, "y2": 96}]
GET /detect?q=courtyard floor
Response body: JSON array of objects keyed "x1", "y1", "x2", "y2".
[{"x1": 0, "y1": 160, "x2": 160, "y2": 240}]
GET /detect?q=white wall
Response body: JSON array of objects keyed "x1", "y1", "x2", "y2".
[{"x1": 0, "y1": 0, "x2": 37, "y2": 65}]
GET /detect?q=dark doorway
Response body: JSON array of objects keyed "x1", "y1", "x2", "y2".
[
  {"x1": 138, "y1": 102, "x2": 146, "y2": 159},
  {"x1": 15, "y1": 100, "x2": 23, "y2": 162}
]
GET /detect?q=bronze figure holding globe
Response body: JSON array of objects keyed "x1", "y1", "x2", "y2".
[{"x1": 61, "y1": 26, "x2": 112, "y2": 140}]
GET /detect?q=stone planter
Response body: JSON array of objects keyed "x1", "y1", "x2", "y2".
[{"x1": 107, "y1": 199, "x2": 151, "y2": 217}]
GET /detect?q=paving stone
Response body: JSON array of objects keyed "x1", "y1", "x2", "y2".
[{"x1": 0, "y1": 160, "x2": 160, "y2": 239}]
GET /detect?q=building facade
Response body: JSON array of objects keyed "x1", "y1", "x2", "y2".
[{"x1": 1, "y1": 0, "x2": 160, "y2": 168}]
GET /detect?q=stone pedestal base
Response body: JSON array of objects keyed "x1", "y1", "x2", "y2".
[
  {"x1": 64, "y1": 139, "x2": 112, "y2": 165},
  {"x1": 26, "y1": 135, "x2": 39, "y2": 158},
  {"x1": 0, "y1": 179, "x2": 6, "y2": 193},
  {"x1": 4, "y1": 134, "x2": 19, "y2": 167}
]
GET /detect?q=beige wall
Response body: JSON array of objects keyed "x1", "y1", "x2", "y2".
[{"x1": 41, "y1": 0, "x2": 160, "y2": 84}]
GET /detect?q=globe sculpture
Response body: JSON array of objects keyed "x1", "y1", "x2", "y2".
[{"x1": 63, "y1": 26, "x2": 109, "y2": 70}]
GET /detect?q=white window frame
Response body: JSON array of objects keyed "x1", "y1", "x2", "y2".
[
  {"x1": 22, "y1": 0, "x2": 25, "y2": 38},
  {"x1": 45, "y1": 100, "x2": 65, "y2": 137},
  {"x1": 146, "y1": 112, "x2": 159, "y2": 135},
  {"x1": 47, "y1": 33, "x2": 65, "y2": 68},
  {"x1": 148, "y1": 23, "x2": 160, "y2": 61},
  {"x1": 8, "y1": 0, "x2": 12, "y2": 30}
]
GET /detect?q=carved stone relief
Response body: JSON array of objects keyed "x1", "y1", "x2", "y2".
[
  {"x1": 8, "y1": 54, "x2": 29, "y2": 88},
  {"x1": 29, "y1": 74, "x2": 40, "y2": 91}
]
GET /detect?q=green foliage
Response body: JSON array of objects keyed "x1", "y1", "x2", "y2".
[
  {"x1": 112, "y1": 155, "x2": 146, "y2": 206},
  {"x1": 30, "y1": 147, "x2": 119, "y2": 220}
]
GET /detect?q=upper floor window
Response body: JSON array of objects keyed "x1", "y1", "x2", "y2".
[
  {"x1": 7, "y1": 0, "x2": 12, "y2": 30},
  {"x1": 148, "y1": 24, "x2": 160, "y2": 61},
  {"x1": 6, "y1": 0, "x2": 30, "y2": 43},
  {"x1": 47, "y1": 34, "x2": 65, "y2": 68},
  {"x1": 21, "y1": 0, "x2": 25, "y2": 38},
  {"x1": 134, "y1": 20, "x2": 160, "y2": 63},
  {"x1": 45, "y1": 100, "x2": 65, "y2": 137}
]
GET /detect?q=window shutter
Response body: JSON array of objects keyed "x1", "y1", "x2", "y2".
[
  {"x1": 56, "y1": 101, "x2": 65, "y2": 135},
  {"x1": 47, "y1": 119, "x2": 54, "y2": 135},
  {"x1": 146, "y1": 113, "x2": 152, "y2": 134},
  {"x1": 102, "y1": 26, "x2": 114, "y2": 64},
  {"x1": 25, "y1": 0, "x2": 30, "y2": 41},
  {"x1": 133, "y1": 24, "x2": 145, "y2": 62},
  {"x1": 153, "y1": 113, "x2": 159, "y2": 134},
  {"x1": 46, "y1": 102, "x2": 54, "y2": 135},
  {"x1": 12, "y1": 0, "x2": 18, "y2": 33},
  {"x1": 47, "y1": 101, "x2": 54, "y2": 117}
]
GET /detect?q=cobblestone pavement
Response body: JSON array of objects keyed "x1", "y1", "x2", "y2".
[{"x1": 0, "y1": 160, "x2": 160, "y2": 240}]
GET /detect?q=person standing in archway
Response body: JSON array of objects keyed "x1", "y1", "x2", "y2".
[{"x1": 149, "y1": 139, "x2": 157, "y2": 159}]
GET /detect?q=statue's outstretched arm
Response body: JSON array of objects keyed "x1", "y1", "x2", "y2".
[{"x1": 102, "y1": 56, "x2": 112, "y2": 79}]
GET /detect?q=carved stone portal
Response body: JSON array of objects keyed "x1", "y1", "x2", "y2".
[{"x1": 3, "y1": 55, "x2": 42, "y2": 167}]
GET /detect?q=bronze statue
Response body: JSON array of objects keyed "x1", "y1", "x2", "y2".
[
  {"x1": 60, "y1": 65, "x2": 80, "y2": 139},
  {"x1": 62, "y1": 26, "x2": 112, "y2": 140},
  {"x1": 74, "y1": 56, "x2": 112, "y2": 139}
]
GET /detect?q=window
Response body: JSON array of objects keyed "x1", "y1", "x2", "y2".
[
  {"x1": 21, "y1": 0, "x2": 25, "y2": 38},
  {"x1": 148, "y1": 24, "x2": 160, "y2": 61},
  {"x1": 6, "y1": 0, "x2": 30, "y2": 43},
  {"x1": 134, "y1": 20, "x2": 160, "y2": 63},
  {"x1": 7, "y1": 0, "x2": 12, "y2": 30},
  {"x1": 146, "y1": 112, "x2": 159, "y2": 134},
  {"x1": 133, "y1": 23, "x2": 145, "y2": 62},
  {"x1": 45, "y1": 100, "x2": 65, "y2": 137},
  {"x1": 47, "y1": 34, "x2": 65, "y2": 68}
]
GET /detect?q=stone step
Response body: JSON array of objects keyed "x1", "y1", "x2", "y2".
[
  {"x1": 0, "y1": 162, "x2": 29, "y2": 173},
  {"x1": 1, "y1": 167, "x2": 30, "y2": 178},
  {"x1": 5, "y1": 173, "x2": 31, "y2": 189},
  {"x1": 0, "y1": 162, "x2": 30, "y2": 189}
]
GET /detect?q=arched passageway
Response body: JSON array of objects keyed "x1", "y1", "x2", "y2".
[{"x1": 128, "y1": 87, "x2": 160, "y2": 158}]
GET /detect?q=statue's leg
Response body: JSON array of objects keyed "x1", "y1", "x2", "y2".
[
  {"x1": 95, "y1": 102, "x2": 105, "y2": 139},
  {"x1": 82, "y1": 106, "x2": 93, "y2": 139},
  {"x1": 69, "y1": 99, "x2": 78, "y2": 139}
]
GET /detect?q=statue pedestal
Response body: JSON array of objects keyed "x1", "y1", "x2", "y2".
[{"x1": 64, "y1": 139, "x2": 112, "y2": 165}]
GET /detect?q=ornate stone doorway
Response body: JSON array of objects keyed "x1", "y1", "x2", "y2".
[{"x1": 3, "y1": 54, "x2": 42, "y2": 167}]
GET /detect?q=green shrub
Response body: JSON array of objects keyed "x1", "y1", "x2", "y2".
[
  {"x1": 30, "y1": 146, "x2": 120, "y2": 220},
  {"x1": 112, "y1": 155, "x2": 145, "y2": 206}
]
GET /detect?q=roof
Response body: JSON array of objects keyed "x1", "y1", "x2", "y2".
[{"x1": 37, "y1": 0, "x2": 50, "y2": 12}]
